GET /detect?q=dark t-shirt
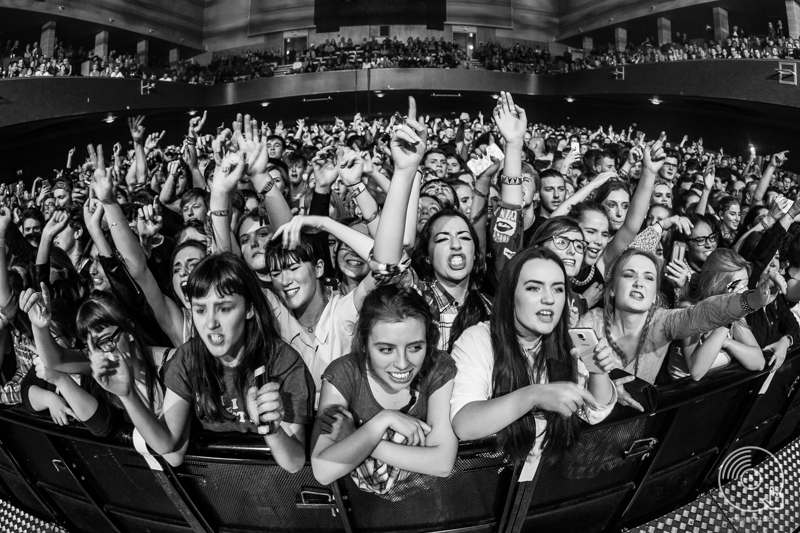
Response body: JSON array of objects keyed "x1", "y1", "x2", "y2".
[
  {"x1": 165, "y1": 341, "x2": 315, "y2": 433},
  {"x1": 321, "y1": 351, "x2": 456, "y2": 427}
]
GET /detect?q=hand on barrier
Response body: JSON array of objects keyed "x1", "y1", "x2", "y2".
[
  {"x1": 613, "y1": 376, "x2": 645, "y2": 412},
  {"x1": 532, "y1": 382, "x2": 597, "y2": 419},
  {"x1": 44, "y1": 392, "x2": 75, "y2": 426},
  {"x1": 764, "y1": 336, "x2": 790, "y2": 371},
  {"x1": 319, "y1": 405, "x2": 356, "y2": 442},
  {"x1": 375, "y1": 410, "x2": 431, "y2": 447},
  {"x1": 248, "y1": 382, "x2": 285, "y2": 429}
]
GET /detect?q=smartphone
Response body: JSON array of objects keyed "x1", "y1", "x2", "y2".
[
  {"x1": 672, "y1": 242, "x2": 687, "y2": 263},
  {"x1": 485, "y1": 143, "x2": 505, "y2": 161},
  {"x1": 568, "y1": 328, "x2": 603, "y2": 373},
  {"x1": 750, "y1": 145, "x2": 756, "y2": 156},
  {"x1": 570, "y1": 139, "x2": 580, "y2": 152},
  {"x1": 254, "y1": 366, "x2": 278, "y2": 435}
]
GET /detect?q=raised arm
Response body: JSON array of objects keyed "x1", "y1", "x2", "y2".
[
  {"x1": 551, "y1": 170, "x2": 616, "y2": 218},
  {"x1": 186, "y1": 111, "x2": 208, "y2": 189},
  {"x1": 604, "y1": 141, "x2": 663, "y2": 262},
  {"x1": 752, "y1": 151, "x2": 787, "y2": 206},
  {"x1": 127, "y1": 116, "x2": 148, "y2": 185},
  {"x1": 92, "y1": 145, "x2": 185, "y2": 347}
]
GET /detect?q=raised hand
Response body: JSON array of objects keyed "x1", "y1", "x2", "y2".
[
  {"x1": 665, "y1": 259, "x2": 690, "y2": 289},
  {"x1": 128, "y1": 116, "x2": 146, "y2": 144},
  {"x1": 390, "y1": 96, "x2": 427, "y2": 172},
  {"x1": 212, "y1": 150, "x2": 247, "y2": 193},
  {"x1": 83, "y1": 200, "x2": 105, "y2": 236},
  {"x1": 189, "y1": 110, "x2": 207, "y2": 137},
  {"x1": 310, "y1": 147, "x2": 338, "y2": 189},
  {"x1": 768, "y1": 197, "x2": 790, "y2": 221},
  {"x1": 145, "y1": 131, "x2": 165, "y2": 152},
  {"x1": 88, "y1": 335, "x2": 133, "y2": 398},
  {"x1": 493, "y1": 91, "x2": 527, "y2": 144},
  {"x1": 41, "y1": 209, "x2": 69, "y2": 242},
  {"x1": 0, "y1": 204, "x2": 11, "y2": 237},
  {"x1": 137, "y1": 199, "x2": 163, "y2": 240},
  {"x1": 19, "y1": 283, "x2": 52, "y2": 329},
  {"x1": 90, "y1": 145, "x2": 116, "y2": 204},
  {"x1": 770, "y1": 151, "x2": 789, "y2": 167},
  {"x1": 642, "y1": 140, "x2": 666, "y2": 174},
  {"x1": 272, "y1": 215, "x2": 325, "y2": 249},
  {"x1": 337, "y1": 147, "x2": 365, "y2": 187}
]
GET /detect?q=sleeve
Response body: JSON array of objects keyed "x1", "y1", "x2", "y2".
[
  {"x1": 423, "y1": 352, "x2": 457, "y2": 397},
  {"x1": 743, "y1": 223, "x2": 786, "y2": 289},
  {"x1": 489, "y1": 202, "x2": 524, "y2": 284},
  {"x1": 82, "y1": 382, "x2": 123, "y2": 437},
  {"x1": 4, "y1": 222, "x2": 36, "y2": 264},
  {"x1": 163, "y1": 346, "x2": 194, "y2": 404},
  {"x1": 270, "y1": 343, "x2": 315, "y2": 425},
  {"x1": 320, "y1": 354, "x2": 358, "y2": 405},
  {"x1": 627, "y1": 224, "x2": 662, "y2": 255},
  {"x1": 449, "y1": 324, "x2": 494, "y2": 422},
  {"x1": 20, "y1": 366, "x2": 53, "y2": 413},
  {"x1": 776, "y1": 296, "x2": 800, "y2": 346},
  {"x1": 658, "y1": 293, "x2": 743, "y2": 343}
]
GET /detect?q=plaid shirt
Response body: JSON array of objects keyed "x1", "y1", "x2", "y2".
[
  {"x1": 0, "y1": 332, "x2": 37, "y2": 406},
  {"x1": 423, "y1": 280, "x2": 461, "y2": 352}
]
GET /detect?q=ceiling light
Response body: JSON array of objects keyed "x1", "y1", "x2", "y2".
[
  {"x1": 103, "y1": 114, "x2": 116, "y2": 123},
  {"x1": 261, "y1": 102, "x2": 270, "y2": 107},
  {"x1": 650, "y1": 96, "x2": 662, "y2": 105},
  {"x1": 566, "y1": 97, "x2": 575, "y2": 103},
  {"x1": 187, "y1": 109, "x2": 197, "y2": 115}
]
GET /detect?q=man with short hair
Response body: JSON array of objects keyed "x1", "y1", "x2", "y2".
[
  {"x1": 422, "y1": 149, "x2": 447, "y2": 179},
  {"x1": 658, "y1": 149, "x2": 679, "y2": 184},
  {"x1": 52, "y1": 180, "x2": 72, "y2": 207}
]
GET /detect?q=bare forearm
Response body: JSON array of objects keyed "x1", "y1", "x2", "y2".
[
  {"x1": 451, "y1": 386, "x2": 535, "y2": 441},
  {"x1": 53, "y1": 375, "x2": 99, "y2": 421},
  {"x1": 500, "y1": 141, "x2": 523, "y2": 205}
]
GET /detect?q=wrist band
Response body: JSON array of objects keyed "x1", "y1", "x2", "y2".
[
  {"x1": 786, "y1": 334, "x2": 794, "y2": 348},
  {"x1": 258, "y1": 176, "x2": 275, "y2": 195},
  {"x1": 186, "y1": 136, "x2": 197, "y2": 146},
  {"x1": 349, "y1": 182, "x2": 366, "y2": 197},
  {"x1": 473, "y1": 188, "x2": 487, "y2": 198},
  {"x1": 500, "y1": 174, "x2": 523, "y2": 186},
  {"x1": 209, "y1": 209, "x2": 230, "y2": 217},
  {"x1": 740, "y1": 289, "x2": 755, "y2": 314}
]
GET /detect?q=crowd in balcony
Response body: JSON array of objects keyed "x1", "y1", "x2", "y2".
[
  {"x1": 0, "y1": 82, "x2": 794, "y2": 499},
  {"x1": 571, "y1": 21, "x2": 798, "y2": 71}
]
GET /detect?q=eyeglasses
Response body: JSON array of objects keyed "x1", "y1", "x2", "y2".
[
  {"x1": 547, "y1": 236, "x2": 587, "y2": 254},
  {"x1": 663, "y1": 162, "x2": 678, "y2": 169},
  {"x1": 687, "y1": 234, "x2": 718, "y2": 246},
  {"x1": 95, "y1": 328, "x2": 125, "y2": 353}
]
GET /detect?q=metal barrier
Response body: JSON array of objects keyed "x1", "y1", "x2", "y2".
[{"x1": 0, "y1": 351, "x2": 797, "y2": 533}]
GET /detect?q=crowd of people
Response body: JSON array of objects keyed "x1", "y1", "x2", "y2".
[
  {"x1": 2, "y1": 17, "x2": 795, "y2": 82},
  {"x1": 0, "y1": 90, "x2": 794, "y2": 497},
  {"x1": 0, "y1": 38, "x2": 145, "y2": 79}
]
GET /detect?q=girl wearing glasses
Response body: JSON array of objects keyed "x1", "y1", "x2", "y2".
[
  {"x1": 578, "y1": 248, "x2": 777, "y2": 409},
  {"x1": 91, "y1": 254, "x2": 315, "y2": 471},
  {"x1": 668, "y1": 248, "x2": 764, "y2": 380},
  {"x1": 680, "y1": 214, "x2": 719, "y2": 277},
  {"x1": 20, "y1": 288, "x2": 167, "y2": 439}
]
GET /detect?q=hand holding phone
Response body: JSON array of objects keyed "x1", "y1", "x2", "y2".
[
  {"x1": 671, "y1": 241, "x2": 687, "y2": 263},
  {"x1": 569, "y1": 329, "x2": 604, "y2": 374}
]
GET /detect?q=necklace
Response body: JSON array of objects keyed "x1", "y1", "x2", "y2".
[
  {"x1": 571, "y1": 264, "x2": 596, "y2": 287},
  {"x1": 297, "y1": 296, "x2": 330, "y2": 333}
]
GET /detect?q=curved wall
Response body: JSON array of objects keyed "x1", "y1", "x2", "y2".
[{"x1": 1, "y1": 0, "x2": 204, "y2": 50}]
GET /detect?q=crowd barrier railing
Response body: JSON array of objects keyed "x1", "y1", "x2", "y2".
[{"x1": 0, "y1": 349, "x2": 797, "y2": 533}]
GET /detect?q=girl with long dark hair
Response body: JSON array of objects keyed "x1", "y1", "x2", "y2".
[
  {"x1": 311, "y1": 284, "x2": 457, "y2": 494},
  {"x1": 450, "y1": 247, "x2": 615, "y2": 478},
  {"x1": 411, "y1": 209, "x2": 491, "y2": 351},
  {"x1": 91, "y1": 253, "x2": 314, "y2": 471}
]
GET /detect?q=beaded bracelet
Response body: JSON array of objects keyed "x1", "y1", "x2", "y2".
[
  {"x1": 500, "y1": 174, "x2": 523, "y2": 186},
  {"x1": 740, "y1": 289, "x2": 755, "y2": 314}
]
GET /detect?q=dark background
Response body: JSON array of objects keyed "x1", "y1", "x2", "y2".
[{"x1": 314, "y1": 0, "x2": 446, "y2": 32}]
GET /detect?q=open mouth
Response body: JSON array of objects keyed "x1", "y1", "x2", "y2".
[
  {"x1": 208, "y1": 333, "x2": 224, "y2": 346},
  {"x1": 536, "y1": 310, "x2": 554, "y2": 322},
  {"x1": 448, "y1": 253, "x2": 466, "y2": 270},
  {"x1": 630, "y1": 290, "x2": 645, "y2": 301},
  {"x1": 284, "y1": 287, "x2": 300, "y2": 298},
  {"x1": 562, "y1": 258, "x2": 576, "y2": 267},
  {"x1": 388, "y1": 370, "x2": 413, "y2": 383}
]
